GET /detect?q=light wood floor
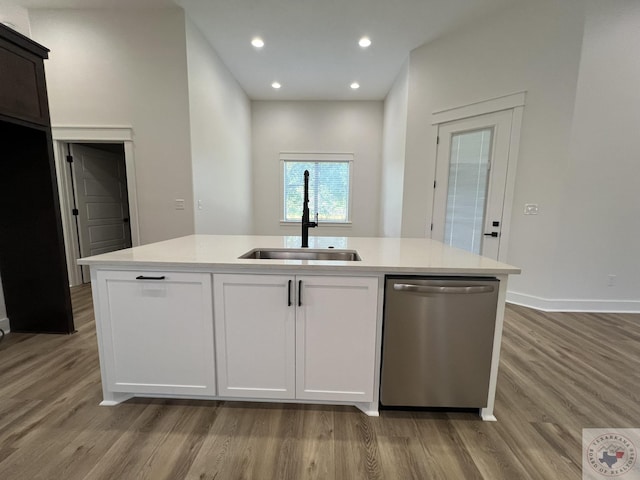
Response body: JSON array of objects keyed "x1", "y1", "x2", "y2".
[{"x1": 0, "y1": 285, "x2": 638, "y2": 479}]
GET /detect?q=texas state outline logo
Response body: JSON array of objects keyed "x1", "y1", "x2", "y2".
[{"x1": 584, "y1": 429, "x2": 639, "y2": 479}]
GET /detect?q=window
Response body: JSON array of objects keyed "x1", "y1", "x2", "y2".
[
  {"x1": 281, "y1": 153, "x2": 353, "y2": 223},
  {"x1": 444, "y1": 128, "x2": 492, "y2": 255}
]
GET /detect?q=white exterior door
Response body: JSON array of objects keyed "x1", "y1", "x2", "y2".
[
  {"x1": 70, "y1": 144, "x2": 131, "y2": 281},
  {"x1": 295, "y1": 275, "x2": 378, "y2": 403},
  {"x1": 432, "y1": 110, "x2": 513, "y2": 260},
  {"x1": 213, "y1": 274, "x2": 296, "y2": 399}
]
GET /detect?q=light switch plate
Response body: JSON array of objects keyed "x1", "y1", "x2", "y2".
[{"x1": 524, "y1": 203, "x2": 539, "y2": 215}]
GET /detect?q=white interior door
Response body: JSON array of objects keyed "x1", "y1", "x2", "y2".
[
  {"x1": 70, "y1": 144, "x2": 131, "y2": 281},
  {"x1": 432, "y1": 110, "x2": 513, "y2": 260}
]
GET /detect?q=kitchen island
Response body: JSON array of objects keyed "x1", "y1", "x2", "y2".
[{"x1": 78, "y1": 234, "x2": 520, "y2": 420}]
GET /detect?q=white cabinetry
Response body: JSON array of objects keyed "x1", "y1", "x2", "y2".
[
  {"x1": 94, "y1": 270, "x2": 216, "y2": 396},
  {"x1": 213, "y1": 274, "x2": 378, "y2": 403},
  {"x1": 213, "y1": 274, "x2": 295, "y2": 398},
  {"x1": 295, "y1": 276, "x2": 378, "y2": 402}
]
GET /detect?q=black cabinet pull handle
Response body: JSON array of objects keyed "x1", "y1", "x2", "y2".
[
  {"x1": 136, "y1": 275, "x2": 166, "y2": 280},
  {"x1": 288, "y1": 279, "x2": 292, "y2": 306},
  {"x1": 298, "y1": 280, "x2": 302, "y2": 306},
  {"x1": 483, "y1": 232, "x2": 499, "y2": 237}
]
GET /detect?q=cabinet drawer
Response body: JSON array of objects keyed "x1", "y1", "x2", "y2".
[{"x1": 95, "y1": 270, "x2": 215, "y2": 396}]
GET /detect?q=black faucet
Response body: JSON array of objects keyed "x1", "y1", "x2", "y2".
[{"x1": 301, "y1": 170, "x2": 318, "y2": 248}]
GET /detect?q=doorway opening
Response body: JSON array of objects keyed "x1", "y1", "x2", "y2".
[
  {"x1": 65, "y1": 143, "x2": 132, "y2": 283},
  {"x1": 52, "y1": 126, "x2": 140, "y2": 287}
]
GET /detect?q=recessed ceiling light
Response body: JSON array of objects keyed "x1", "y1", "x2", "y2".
[
  {"x1": 358, "y1": 37, "x2": 371, "y2": 48},
  {"x1": 350, "y1": 82, "x2": 360, "y2": 90},
  {"x1": 272, "y1": 82, "x2": 281, "y2": 89},
  {"x1": 251, "y1": 37, "x2": 264, "y2": 48}
]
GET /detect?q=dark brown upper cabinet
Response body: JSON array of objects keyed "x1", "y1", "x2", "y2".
[{"x1": 0, "y1": 24, "x2": 51, "y2": 126}]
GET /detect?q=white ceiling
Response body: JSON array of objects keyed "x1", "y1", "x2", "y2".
[{"x1": 10, "y1": 0, "x2": 524, "y2": 100}]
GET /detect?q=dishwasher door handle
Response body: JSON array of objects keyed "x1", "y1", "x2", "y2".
[{"x1": 393, "y1": 284, "x2": 495, "y2": 294}]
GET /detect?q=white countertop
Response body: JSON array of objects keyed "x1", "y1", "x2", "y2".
[{"x1": 78, "y1": 235, "x2": 520, "y2": 275}]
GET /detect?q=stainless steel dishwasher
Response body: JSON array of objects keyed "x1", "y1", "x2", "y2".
[{"x1": 380, "y1": 276, "x2": 499, "y2": 408}]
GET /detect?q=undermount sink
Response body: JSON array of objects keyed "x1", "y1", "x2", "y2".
[{"x1": 239, "y1": 248, "x2": 361, "y2": 261}]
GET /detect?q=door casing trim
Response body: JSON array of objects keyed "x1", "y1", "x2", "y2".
[
  {"x1": 431, "y1": 93, "x2": 525, "y2": 263},
  {"x1": 431, "y1": 92, "x2": 526, "y2": 125},
  {"x1": 52, "y1": 126, "x2": 139, "y2": 287}
]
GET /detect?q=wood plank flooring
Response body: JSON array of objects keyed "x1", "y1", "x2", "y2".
[{"x1": 0, "y1": 284, "x2": 638, "y2": 479}]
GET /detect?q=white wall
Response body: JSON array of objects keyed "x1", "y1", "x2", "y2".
[
  {"x1": 251, "y1": 101, "x2": 383, "y2": 237},
  {"x1": 186, "y1": 18, "x2": 253, "y2": 234},
  {"x1": 0, "y1": 4, "x2": 31, "y2": 37},
  {"x1": 29, "y1": 8, "x2": 194, "y2": 244},
  {"x1": 380, "y1": 60, "x2": 409, "y2": 237},
  {"x1": 400, "y1": 0, "x2": 587, "y2": 303},
  {"x1": 551, "y1": 0, "x2": 640, "y2": 311},
  {"x1": 23, "y1": 2, "x2": 639, "y2": 311}
]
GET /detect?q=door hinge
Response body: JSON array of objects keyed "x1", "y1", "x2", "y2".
[
  {"x1": 72, "y1": 208, "x2": 79, "y2": 216},
  {"x1": 436, "y1": 136, "x2": 440, "y2": 145},
  {"x1": 430, "y1": 223, "x2": 433, "y2": 231},
  {"x1": 66, "y1": 155, "x2": 73, "y2": 163},
  {"x1": 433, "y1": 181, "x2": 436, "y2": 188}
]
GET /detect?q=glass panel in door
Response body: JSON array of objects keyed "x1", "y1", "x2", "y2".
[{"x1": 444, "y1": 128, "x2": 492, "y2": 255}]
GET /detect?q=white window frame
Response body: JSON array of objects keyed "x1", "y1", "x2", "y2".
[{"x1": 279, "y1": 152, "x2": 354, "y2": 226}]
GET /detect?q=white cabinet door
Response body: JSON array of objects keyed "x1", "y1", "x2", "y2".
[
  {"x1": 214, "y1": 274, "x2": 295, "y2": 399},
  {"x1": 296, "y1": 276, "x2": 379, "y2": 402},
  {"x1": 96, "y1": 270, "x2": 215, "y2": 396}
]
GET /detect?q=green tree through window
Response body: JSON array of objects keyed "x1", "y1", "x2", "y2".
[{"x1": 283, "y1": 160, "x2": 351, "y2": 222}]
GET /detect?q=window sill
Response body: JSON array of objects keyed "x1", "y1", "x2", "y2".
[{"x1": 280, "y1": 221, "x2": 352, "y2": 227}]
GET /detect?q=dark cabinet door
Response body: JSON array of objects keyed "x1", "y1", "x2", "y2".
[
  {"x1": 0, "y1": 43, "x2": 50, "y2": 125},
  {"x1": 0, "y1": 25, "x2": 51, "y2": 126}
]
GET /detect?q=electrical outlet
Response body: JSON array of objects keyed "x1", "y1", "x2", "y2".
[
  {"x1": 197, "y1": 199, "x2": 203, "y2": 210},
  {"x1": 175, "y1": 198, "x2": 185, "y2": 210},
  {"x1": 524, "y1": 204, "x2": 539, "y2": 215},
  {"x1": 607, "y1": 274, "x2": 616, "y2": 287}
]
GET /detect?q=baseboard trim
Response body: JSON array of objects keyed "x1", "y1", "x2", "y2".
[
  {"x1": 507, "y1": 291, "x2": 640, "y2": 313},
  {"x1": 0, "y1": 317, "x2": 10, "y2": 333}
]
